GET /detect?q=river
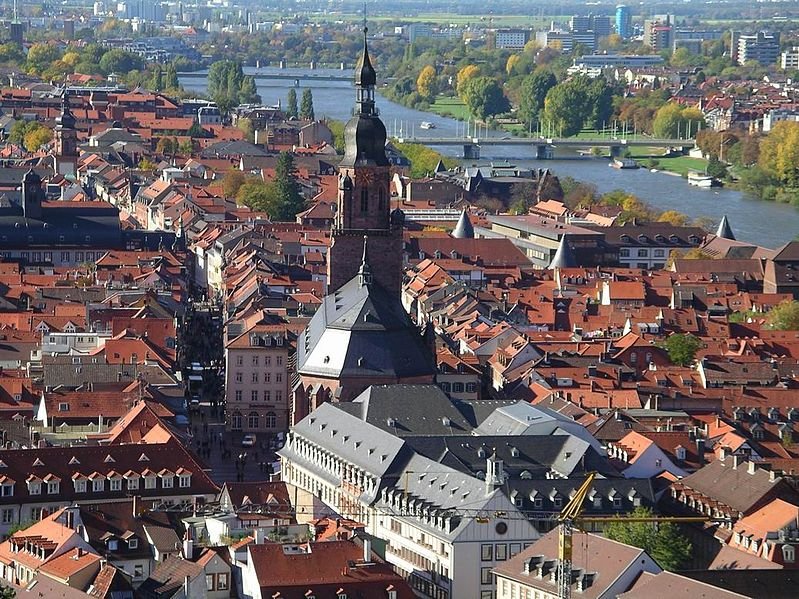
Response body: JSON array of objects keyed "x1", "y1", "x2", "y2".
[{"x1": 180, "y1": 67, "x2": 799, "y2": 248}]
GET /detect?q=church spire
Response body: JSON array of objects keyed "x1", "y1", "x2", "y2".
[
  {"x1": 357, "y1": 236, "x2": 372, "y2": 287},
  {"x1": 354, "y1": 26, "x2": 377, "y2": 116}
]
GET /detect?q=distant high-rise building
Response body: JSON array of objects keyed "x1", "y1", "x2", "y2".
[
  {"x1": 644, "y1": 16, "x2": 675, "y2": 52},
  {"x1": 592, "y1": 15, "x2": 613, "y2": 38},
  {"x1": 8, "y1": 21, "x2": 23, "y2": 47},
  {"x1": 616, "y1": 5, "x2": 632, "y2": 38},
  {"x1": 735, "y1": 31, "x2": 779, "y2": 66},
  {"x1": 493, "y1": 28, "x2": 530, "y2": 49}
]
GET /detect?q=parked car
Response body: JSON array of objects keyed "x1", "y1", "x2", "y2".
[{"x1": 241, "y1": 434, "x2": 257, "y2": 448}]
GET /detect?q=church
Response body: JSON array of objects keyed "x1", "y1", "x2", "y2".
[{"x1": 291, "y1": 31, "x2": 436, "y2": 423}]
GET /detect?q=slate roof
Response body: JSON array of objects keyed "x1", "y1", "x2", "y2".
[
  {"x1": 677, "y1": 457, "x2": 798, "y2": 514},
  {"x1": 338, "y1": 384, "x2": 472, "y2": 436},
  {"x1": 296, "y1": 269, "x2": 435, "y2": 380},
  {"x1": 679, "y1": 569, "x2": 799, "y2": 598},
  {"x1": 402, "y1": 434, "x2": 602, "y2": 479},
  {"x1": 137, "y1": 555, "x2": 203, "y2": 597}
]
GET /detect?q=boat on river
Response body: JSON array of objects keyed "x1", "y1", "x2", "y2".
[
  {"x1": 610, "y1": 158, "x2": 639, "y2": 169},
  {"x1": 687, "y1": 171, "x2": 719, "y2": 188},
  {"x1": 419, "y1": 121, "x2": 436, "y2": 130}
]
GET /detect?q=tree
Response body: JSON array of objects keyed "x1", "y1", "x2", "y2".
[
  {"x1": 221, "y1": 170, "x2": 247, "y2": 198},
  {"x1": 541, "y1": 77, "x2": 594, "y2": 137},
  {"x1": 765, "y1": 300, "x2": 799, "y2": 330},
  {"x1": 98, "y1": 49, "x2": 143, "y2": 75},
  {"x1": 208, "y1": 60, "x2": 261, "y2": 113},
  {"x1": 461, "y1": 76, "x2": 509, "y2": 120},
  {"x1": 0, "y1": 583, "x2": 14, "y2": 598},
  {"x1": 652, "y1": 103, "x2": 706, "y2": 138},
  {"x1": 604, "y1": 507, "x2": 692, "y2": 571},
  {"x1": 657, "y1": 210, "x2": 689, "y2": 226},
  {"x1": 22, "y1": 125, "x2": 52, "y2": 152},
  {"x1": 506, "y1": 54, "x2": 521, "y2": 75},
  {"x1": 759, "y1": 121, "x2": 799, "y2": 187},
  {"x1": 416, "y1": 65, "x2": 437, "y2": 101},
  {"x1": 164, "y1": 63, "x2": 179, "y2": 90},
  {"x1": 237, "y1": 117, "x2": 255, "y2": 143},
  {"x1": 286, "y1": 88, "x2": 298, "y2": 119},
  {"x1": 456, "y1": 65, "x2": 480, "y2": 100},
  {"x1": 25, "y1": 43, "x2": 63, "y2": 74},
  {"x1": 236, "y1": 179, "x2": 276, "y2": 212},
  {"x1": 156, "y1": 137, "x2": 176, "y2": 155},
  {"x1": 300, "y1": 89, "x2": 314, "y2": 120},
  {"x1": 663, "y1": 333, "x2": 702, "y2": 366},
  {"x1": 518, "y1": 70, "x2": 557, "y2": 128},
  {"x1": 269, "y1": 151, "x2": 306, "y2": 220}
]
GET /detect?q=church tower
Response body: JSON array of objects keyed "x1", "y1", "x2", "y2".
[
  {"x1": 327, "y1": 27, "x2": 404, "y2": 296},
  {"x1": 53, "y1": 91, "x2": 78, "y2": 177}
]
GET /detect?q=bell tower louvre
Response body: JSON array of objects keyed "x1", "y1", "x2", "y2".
[{"x1": 326, "y1": 27, "x2": 404, "y2": 297}]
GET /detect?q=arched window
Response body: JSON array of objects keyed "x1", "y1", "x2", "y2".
[
  {"x1": 248, "y1": 412, "x2": 259, "y2": 429},
  {"x1": 360, "y1": 188, "x2": 368, "y2": 213},
  {"x1": 231, "y1": 412, "x2": 242, "y2": 431},
  {"x1": 265, "y1": 412, "x2": 277, "y2": 429}
]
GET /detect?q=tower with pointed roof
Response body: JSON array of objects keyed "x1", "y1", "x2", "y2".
[
  {"x1": 53, "y1": 91, "x2": 78, "y2": 177},
  {"x1": 327, "y1": 27, "x2": 404, "y2": 297}
]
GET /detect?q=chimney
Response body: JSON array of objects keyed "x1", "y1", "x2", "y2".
[
  {"x1": 748, "y1": 461, "x2": 757, "y2": 475},
  {"x1": 696, "y1": 438, "x2": 706, "y2": 465},
  {"x1": 732, "y1": 455, "x2": 740, "y2": 469},
  {"x1": 719, "y1": 447, "x2": 727, "y2": 461},
  {"x1": 132, "y1": 495, "x2": 138, "y2": 518},
  {"x1": 183, "y1": 575, "x2": 191, "y2": 596},
  {"x1": 254, "y1": 527, "x2": 266, "y2": 544},
  {"x1": 770, "y1": 470, "x2": 778, "y2": 482},
  {"x1": 183, "y1": 531, "x2": 194, "y2": 560},
  {"x1": 76, "y1": 547, "x2": 84, "y2": 558},
  {"x1": 363, "y1": 537, "x2": 371, "y2": 562}
]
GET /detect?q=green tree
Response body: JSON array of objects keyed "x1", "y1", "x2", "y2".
[
  {"x1": 156, "y1": 137, "x2": 176, "y2": 155},
  {"x1": 0, "y1": 582, "x2": 14, "y2": 598},
  {"x1": 164, "y1": 63, "x2": 179, "y2": 90},
  {"x1": 222, "y1": 170, "x2": 247, "y2": 198},
  {"x1": 663, "y1": 333, "x2": 702, "y2": 366},
  {"x1": 461, "y1": 76, "x2": 509, "y2": 120},
  {"x1": 542, "y1": 79, "x2": 589, "y2": 137},
  {"x1": 456, "y1": 65, "x2": 480, "y2": 100},
  {"x1": 25, "y1": 43, "x2": 63, "y2": 74},
  {"x1": 236, "y1": 180, "x2": 276, "y2": 212},
  {"x1": 416, "y1": 65, "x2": 438, "y2": 101},
  {"x1": 286, "y1": 88, "x2": 298, "y2": 119},
  {"x1": 22, "y1": 124, "x2": 52, "y2": 152},
  {"x1": 518, "y1": 70, "x2": 557, "y2": 128},
  {"x1": 269, "y1": 151, "x2": 306, "y2": 220},
  {"x1": 652, "y1": 103, "x2": 705, "y2": 138},
  {"x1": 150, "y1": 64, "x2": 164, "y2": 91},
  {"x1": 604, "y1": 507, "x2": 692, "y2": 571},
  {"x1": 98, "y1": 49, "x2": 143, "y2": 75},
  {"x1": 326, "y1": 119, "x2": 345, "y2": 154},
  {"x1": 765, "y1": 300, "x2": 799, "y2": 330},
  {"x1": 208, "y1": 60, "x2": 261, "y2": 113},
  {"x1": 300, "y1": 89, "x2": 315, "y2": 120}
]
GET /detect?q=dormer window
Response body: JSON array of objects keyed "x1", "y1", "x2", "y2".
[
  {"x1": 783, "y1": 544, "x2": 795, "y2": 563},
  {"x1": 47, "y1": 480, "x2": 60, "y2": 494},
  {"x1": 92, "y1": 478, "x2": 104, "y2": 492},
  {"x1": 178, "y1": 473, "x2": 191, "y2": 488},
  {"x1": 73, "y1": 479, "x2": 87, "y2": 493},
  {"x1": 26, "y1": 479, "x2": 41, "y2": 495},
  {"x1": 128, "y1": 538, "x2": 138, "y2": 550}
]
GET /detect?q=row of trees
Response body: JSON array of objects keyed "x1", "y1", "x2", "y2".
[
  {"x1": 207, "y1": 60, "x2": 260, "y2": 114},
  {"x1": 285, "y1": 88, "x2": 315, "y2": 120}
]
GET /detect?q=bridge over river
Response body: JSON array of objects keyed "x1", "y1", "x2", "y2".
[
  {"x1": 394, "y1": 135, "x2": 696, "y2": 159},
  {"x1": 177, "y1": 70, "x2": 353, "y2": 83}
]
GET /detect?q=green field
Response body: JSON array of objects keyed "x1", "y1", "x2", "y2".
[
  {"x1": 627, "y1": 153, "x2": 708, "y2": 177},
  {"x1": 429, "y1": 96, "x2": 471, "y2": 121}
]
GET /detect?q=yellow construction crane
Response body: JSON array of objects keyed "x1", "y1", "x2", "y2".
[{"x1": 556, "y1": 473, "x2": 722, "y2": 599}]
